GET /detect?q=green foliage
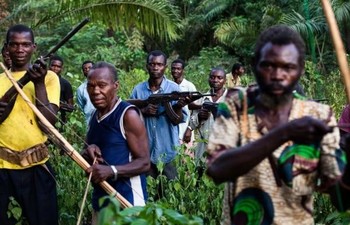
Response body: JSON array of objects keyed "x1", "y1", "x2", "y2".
[
  {"x1": 118, "y1": 68, "x2": 148, "y2": 100},
  {"x1": 7, "y1": 197, "x2": 27, "y2": 225},
  {"x1": 147, "y1": 145, "x2": 224, "y2": 224},
  {"x1": 185, "y1": 46, "x2": 235, "y2": 92},
  {"x1": 314, "y1": 193, "x2": 350, "y2": 225},
  {"x1": 98, "y1": 145, "x2": 223, "y2": 225},
  {"x1": 98, "y1": 198, "x2": 203, "y2": 225}
]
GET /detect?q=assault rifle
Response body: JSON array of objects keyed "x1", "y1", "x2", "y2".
[
  {"x1": 127, "y1": 91, "x2": 216, "y2": 123},
  {"x1": 59, "y1": 101, "x2": 75, "y2": 113},
  {"x1": 0, "y1": 18, "x2": 90, "y2": 124},
  {"x1": 202, "y1": 101, "x2": 218, "y2": 118}
]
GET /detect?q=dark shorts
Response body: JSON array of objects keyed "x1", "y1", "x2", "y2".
[
  {"x1": 148, "y1": 161, "x2": 177, "y2": 180},
  {"x1": 0, "y1": 163, "x2": 58, "y2": 225}
]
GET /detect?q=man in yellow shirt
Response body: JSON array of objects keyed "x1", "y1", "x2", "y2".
[
  {"x1": 0, "y1": 24, "x2": 60, "y2": 225},
  {"x1": 226, "y1": 63, "x2": 245, "y2": 88}
]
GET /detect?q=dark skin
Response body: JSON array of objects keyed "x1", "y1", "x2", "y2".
[
  {"x1": 141, "y1": 55, "x2": 189, "y2": 125},
  {"x1": 82, "y1": 62, "x2": 93, "y2": 77},
  {"x1": 82, "y1": 67, "x2": 150, "y2": 183},
  {"x1": 0, "y1": 31, "x2": 58, "y2": 125},
  {"x1": 49, "y1": 59, "x2": 74, "y2": 107},
  {"x1": 206, "y1": 43, "x2": 338, "y2": 184},
  {"x1": 182, "y1": 69, "x2": 226, "y2": 143},
  {"x1": 2, "y1": 47, "x2": 12, "y2": 69},
  {"x1": 171, "y1": 62, "x2": 184, "y2": 85}
]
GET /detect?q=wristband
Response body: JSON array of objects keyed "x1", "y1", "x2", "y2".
[
  {"x1": 187, "y1": 126, "x2": 193, "y2": 131},
  {"x1": 110, "y1": 165, "x2": 118, "y2": 181}
]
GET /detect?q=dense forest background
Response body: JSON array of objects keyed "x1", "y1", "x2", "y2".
[{"x1": 1, "y1": 0, "x2": 350, "y2": 224}]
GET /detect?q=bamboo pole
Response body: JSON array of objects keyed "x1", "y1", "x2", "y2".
[
  {"x1": 0, "y1": 63, "x2": 132, "y2": 208},
  {"x1": 321, "y1": 0, "x2": 350, "y2": 103}
]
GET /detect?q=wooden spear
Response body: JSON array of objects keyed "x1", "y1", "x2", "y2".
[
  {"x1": 320, "y1": 0, "x2": 350, "y2": 103},
  {"x1": 0, "y1": 63, "x2": 132, "y2": 208}
]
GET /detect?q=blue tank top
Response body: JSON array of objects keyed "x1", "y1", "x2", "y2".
[{"x1": 87, "y1": 100, "x2": 148, "y2": 210}]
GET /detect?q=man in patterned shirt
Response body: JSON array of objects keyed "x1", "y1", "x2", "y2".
[{"x1": 206, "y1": 25, "x2": 350, "y2": 225}]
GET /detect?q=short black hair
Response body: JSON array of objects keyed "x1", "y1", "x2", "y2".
[
  {"x1": 82, "y1": 60, "x2": 94, "y2": 69},
  {"x1": 210, "y1": 67, "x2": 226, "y2": 79},
  {"x1": 6, "y1": 24, "x2": 34, "y2": 43},
  {"x1": 172, "y1": 59, "x2": 186, "y2": 69},
  {"x1": 253, "y1": 25, "x2": 305, "y2": 71},
  {"x1": 231, "y1": 63, "x2": 243, "y2": 73},
  {"x1": 146, "y1": 50, "x2": 167, "y2": 65},
  {"x1": 90, "y1": 61, "x2": 118, "y2": 81},
  {"x1": 50, "y1": 55, "x2": 64, "y2": 65}
]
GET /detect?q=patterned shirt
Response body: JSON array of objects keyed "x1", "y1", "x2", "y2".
[{"x1": 207, "y1": 87, "x2": 346, "y2": 225}]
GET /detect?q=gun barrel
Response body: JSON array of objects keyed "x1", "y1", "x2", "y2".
[{"x1": 44, "y1": 18, "x2": 90, "y2": 59}]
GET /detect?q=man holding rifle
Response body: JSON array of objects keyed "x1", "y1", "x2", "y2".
[
  {"x1": 0, "y1": 24, "x2": 60, "y2": 225},
  {"x1": 183, "y1": 68, "x2": 227, "y2": 163},
  {"x1": 130, "y1": 50, "x2": 189, "y2": 181}
]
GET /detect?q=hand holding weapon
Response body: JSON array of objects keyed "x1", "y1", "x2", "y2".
[
  {"x1": 0, "y1": 18, "x2": 90, "y2": 124},
  {"x1": 1, "y1": 62, "x2": 132, "y2": 209},
  {"x1": 127, "y1": 91, "x2": 216, "y2": 123}
]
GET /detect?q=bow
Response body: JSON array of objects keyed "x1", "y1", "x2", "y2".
[
  {"x1": 0, "y1": 62, "x2": 132, "y2": 208},
  {"x1": 320, "y1": 0, "x2": 350, "y2": 103}
]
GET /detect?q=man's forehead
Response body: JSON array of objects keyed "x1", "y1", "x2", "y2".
[
  {"x1": 259, "y1": 42, "x2": 299, "y2": 60},
  {"x1": 210, "y1": 70, "x2": 225, "y2": 77},
  {"x1": 8, "y1": 31, "x2": 33, "y2": 41},
  {"x1": 149, "y1": 55, "x2": 165, "y2": 62},
  {"x1": 171, "y1": 63, "x2": 182, "y2": 68}
]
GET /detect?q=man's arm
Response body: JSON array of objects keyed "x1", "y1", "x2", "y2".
[
  {"x1": 30, "y1": 59, "x2": 59, "y2": 125},
  {"x1": 76, "y1": 87, "x2": 85, "y2": 111},
  {"x1": 207, "y1": 116, "x2": 332, "y2": 184},
  {"x1": 85, "y1": 107, "x2": 150, "y2": 183},
  {"x1": 117, "y1": 107, "x2": 150, "y2": 176}
]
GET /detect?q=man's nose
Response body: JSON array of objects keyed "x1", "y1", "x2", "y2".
[{"x1": 271, "y1": 67, "x2": 284, "y2": 80}]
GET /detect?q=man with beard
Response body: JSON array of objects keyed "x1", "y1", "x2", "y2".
[
  {"x1": 183, "y1": 68, "x2": 227, "y2": 162},
  {"x1": 206, "y1": 25, "x2": 349, "y2": 224}
]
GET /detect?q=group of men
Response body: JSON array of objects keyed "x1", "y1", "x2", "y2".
[{"x1": 0, "y1": 22, "x2": 349, "y2": 225}]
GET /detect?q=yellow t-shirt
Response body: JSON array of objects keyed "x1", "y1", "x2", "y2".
[
  {"x1": 226, "y1": 72, "x2": 241, "y2": 88},
  {"x1": 0, "y1": 70, "x2": 60, "y2": 169}
]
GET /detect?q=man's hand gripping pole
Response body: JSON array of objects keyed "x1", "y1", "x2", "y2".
[{"x1": 0, "y1": 62, "x2": 132, "y2": 208}]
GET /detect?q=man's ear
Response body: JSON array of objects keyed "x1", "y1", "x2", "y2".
[
  {"x1": 33, "y1": 42, "x2": 37, "y2": 51},
  {"x1": 114, "y1": 80, "x2": 120, "y2": 91}
]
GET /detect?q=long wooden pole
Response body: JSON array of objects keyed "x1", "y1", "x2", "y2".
[
  {"x1": 0, "y1": 63, "x2": 132, "y2": 208},
  {"x1": 321, "y1": 0, "x2": 350, "y2": 103}
]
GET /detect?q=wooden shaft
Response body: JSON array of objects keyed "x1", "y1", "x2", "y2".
[
  {"x1": 0, "y1": 63, "x2": 132, "y2": 208},
  {"x1": 321, "y1": 0, "x2": 350, "y2": 103}
]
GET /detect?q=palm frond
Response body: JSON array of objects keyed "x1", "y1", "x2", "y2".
[
  {"x1": 332, "y1": 0, "x2": 350, "y2": 24},
  {"x1": 35, "y1": 0, "x2": 182, "y2": 42},
  {"x1": 214, "y1": 17, "x2": 258, "y2": 49},
  {"x1": 280, "y1": 10, "x2": 326, "y2": 38},
  {"x1": 196, "y1": 0, "x2": 234, "y2": 22}
]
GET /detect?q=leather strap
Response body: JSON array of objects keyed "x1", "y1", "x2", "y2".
[{"x1": 0, "y1": 143, "x2": 49, "y2": 167}]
